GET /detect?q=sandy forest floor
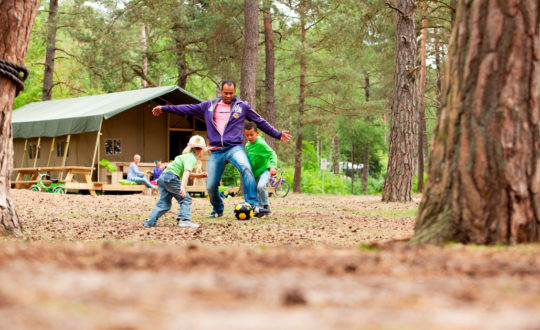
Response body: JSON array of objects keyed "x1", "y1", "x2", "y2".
[{"x1": 1, "y1": 189, "x2": 540, "y2": 330}]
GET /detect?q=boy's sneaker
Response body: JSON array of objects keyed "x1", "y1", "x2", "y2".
[
  {"x1": 178, "y1": 219, "x2": 200, "y2": 228},
  {"x1": 206, "y1": 212, "x2": 223, "y2": 218},
  {"x1": 143, "y1": 220, "x2": 155, "y2": 227}
]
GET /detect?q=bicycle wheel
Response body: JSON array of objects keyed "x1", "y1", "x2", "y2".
[
  {"x1": 273, "y1": 180, "x2": 290, "y2": 198},
  {"x1": 53, "y1": 186, "x2": 66, "y2": 194},
  {"x1": 30, "y1": 185, "x2": 41, "y2": 192}
]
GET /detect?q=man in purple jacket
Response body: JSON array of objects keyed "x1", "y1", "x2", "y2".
[{"x1": 152, "y1": 80, "x2": 292, "y2": 218}]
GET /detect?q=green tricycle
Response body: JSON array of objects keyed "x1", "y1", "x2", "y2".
[{"x1": 30, "y1": 169, "x2": 66, "y2": 194}]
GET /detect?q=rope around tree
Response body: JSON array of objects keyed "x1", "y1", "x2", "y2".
[{"x1": 0, "y1": 59, "x2": 29, "y2": 96}]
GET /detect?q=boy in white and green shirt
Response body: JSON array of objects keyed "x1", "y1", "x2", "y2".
[
  {"x1": 244, "y1": 122, "x2": 278, "y2": 216},
  {"x1": 144, "y1": 135, "x2": 208, "y2": 228}
]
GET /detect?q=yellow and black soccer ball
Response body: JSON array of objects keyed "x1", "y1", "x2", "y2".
[{"x1": 234, "y1": 202, "x2": 253, "y2": 220}]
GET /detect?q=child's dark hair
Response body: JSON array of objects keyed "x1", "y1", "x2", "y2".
[{"x1": 243, "y1": 121, "x2": 258, "y2": 131}]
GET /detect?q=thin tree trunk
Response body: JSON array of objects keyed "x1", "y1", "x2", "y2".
[
  {"x1": 141, "y1": 23, "x2": 148, "y2": 88},
  {"x1": 240, "y1": 0, "x2": 259, "y2": 108},
  {"x1": 42, "y1": 0, "x2": 58, "y2": 101},
  {"x1": 263, "y1": 0, "x2": 276, "y2": 149},
  {"x1": 414, "y1": 0, "x2": 540, "y2": 244},
  {"x1": 293, "y1": 2, "x2": 306, "y2": 193},
  {"x1": 362, "y1": 72, "x2": 370, "y2": 194},
  {"x1": 350, "y1": 135, "x2": 354, "y2": 195},
  {"x1": 0, "y1": 0, "x2": 40, "y2": 236},
  {"x1": 333, "y1": 135, "x2": 340, "y2": 174},
  {"x1": 362, "y1": 144, "x2": 369, "y2": 194},
  {"x1": 434, "y1": 32, "x2": 443, "y2": 119},
  {"x1": 382, "y1": 0, "x2": 417, "y2": 202},
  {"x1": 417, "y1": 4, "x2": 427, "y2": 193}
]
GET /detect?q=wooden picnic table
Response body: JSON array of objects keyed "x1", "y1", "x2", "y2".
[{"x1": 12, "y1": 166, "x2": 99, "y2": 196}]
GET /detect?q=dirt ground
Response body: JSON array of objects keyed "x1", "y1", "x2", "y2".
[{"x1": 1, "y1": 189, "x2": 540, "y2": 330}]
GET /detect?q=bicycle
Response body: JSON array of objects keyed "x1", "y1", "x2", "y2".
[
  {"x1": 30, "y1": 169, "x2": 66, "y2": 194},
  {"x1": 268, "y1": 168, "x2": 290, "y2": 198}
]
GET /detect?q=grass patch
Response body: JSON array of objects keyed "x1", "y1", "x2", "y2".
[{"x1": 353, "y1": 209, "x2": 418, "y2": 218}]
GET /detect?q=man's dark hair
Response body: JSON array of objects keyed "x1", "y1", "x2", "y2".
[
  {"x1": 221, "y1": 80, "x2": 236, "y2": 89},
  {"x1": 243, "y1": 121, "x2": 258, "y2": 131}
]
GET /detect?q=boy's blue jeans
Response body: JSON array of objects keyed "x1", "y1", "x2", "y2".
[
  {"x1": 145, "y1": 171, "x2": 191, "y2": 226},
  {"x1": 206, "y1": 145, "x2": 259, "y2": 214},
  {"x1": 256, "y1": 170, "x2": 271, "y2": 207}
]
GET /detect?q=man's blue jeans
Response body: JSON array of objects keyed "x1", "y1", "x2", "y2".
[
  {"x1": 206, "y1": 145, "x2": 259, "y2": 214},
  {"x1": 145, "y1": 171, "x2": 191, "y2": 226},
  {"x1": 256, "y1": 170, "x2": 271, "y2": 207}
]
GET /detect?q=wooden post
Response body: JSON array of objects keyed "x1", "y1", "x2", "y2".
[
  {"x1": 90, "y1": 122, "x2": 102, "y2": 181},
  {"x1": 32, "y1": 137, "x2": 41, "y2": 168},
  {"x1": 61, "y1": 135, "x2": 71, "y2": 167},
  {"x1": 46, "y1": 137, "x2": 55, "y2": 167},
  {"x1": 60, "y1": 135, "x2": 71, "y2": 180},
  {"x1": 20, "y1": 138, "x2": 28, "y2": 168}
]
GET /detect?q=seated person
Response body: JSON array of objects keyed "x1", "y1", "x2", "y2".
[
  {"x1": 151, "y1": 160, "x2": 165, "y2": 185},
  {"x1": 128, "y1": 154, "x2": 156, "y2": 189}
]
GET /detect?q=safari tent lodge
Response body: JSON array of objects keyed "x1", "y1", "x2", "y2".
[{"x1": 11, "y1": 86, "x2": 209, "y2": 194}]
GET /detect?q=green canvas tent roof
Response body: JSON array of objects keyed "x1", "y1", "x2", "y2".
[{"x1": 12, "y1": 85, "x2": 203, "y2": 139}]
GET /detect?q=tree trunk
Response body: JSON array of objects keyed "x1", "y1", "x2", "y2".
[
  {"x1": 293, "y1": 3, "x2": 306, "y2": 193},
  {"x1": 175, "y1": 36, "x2": 188, "y2": 89},
  {"x1": 240, "y1": 0, "x2": 259, "y2": 108},
  {"x1": 263, "y1": 1, "x2": 276, "y2": 149},
  {"x1": 0, "y1": 0, "x2": 39, "y2": 236},
  {"x1": 42, "y1": 0, "x2": 58, "y2": 101},
  {"x1": 141, "y1": 23, "x2": 148, "y2": 88},
  {"x1": 382, "y1": 0, "x2": 417, "y2": 202},
  {"x1": 362, "y1": 144, "x2": 369, "y2": 194},
  {"x1": 414, "y1": 0, "x2": 540, "y2": 244},
  {"x1": 417, "y1": 4, "x2": 427, "y2": 193},
  {"x1": 350, "y1": 136, "x2": 354, "y2": 195},
  {"x1": 333, "y1": 135, "x2": 340, "y2": 174},
  {"x1": 362, "y1": 72, "x2": 370, "y2": 194},
  {"x1": 434, "y1": 32, "x2": 443, "y2": 118}
]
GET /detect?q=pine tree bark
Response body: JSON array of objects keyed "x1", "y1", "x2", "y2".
[
  {"x1": 414, "y1": 0, "x2": 540, "y2": 244},
  {"x1": 417, "y1": 5, "x2": 427, "y2": 193},
  {"x1": 0, "y1": 0, "x2": 39, "y2": 236},
  {"x1": 293, "y1": 2, "x2": 306, "y2": 193},
  {"x1": 240, "y1": 0, "x2": 259, "y2": 108},
  {"x1": 382, "y1": 0, "x2": 417, "y2": 202},
  {"x1": 263, "y1": 1, "x2": 276, "y2": 149},
  {"x1": 42, "y1": 0, "x2": 58, "y2": 101}
]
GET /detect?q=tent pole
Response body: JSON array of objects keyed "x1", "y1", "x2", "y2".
[
  {"x1": 32, "y1": 137, "x2": 41, "y2": 168},
  {"x1": 20, "y1": 139, "x2": 28, "y2": 168},
  {"x1": 46, "y1": 137, "x2": 55, "y2": 167},
  {"x1": 90, "y1": 121, "x2": 102, "y2": 181}
]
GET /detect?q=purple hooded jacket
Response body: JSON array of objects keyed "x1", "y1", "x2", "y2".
[{"x1": 161, "y1": 97, "x2": 282, "y2": 148}]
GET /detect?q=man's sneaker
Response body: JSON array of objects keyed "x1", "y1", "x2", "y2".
[
  {"x1": 206, "y1": 212, "x2": 223, "y2": 218},
  {"x1": 178, "y1": 219, "x2": 200, "y2": 228},
  {"x1": 252, "y1": 206, "x2": 270, "y2": 217},
  {"x1": 264, "y1": 205, "x2": 272, "y2": 216}
]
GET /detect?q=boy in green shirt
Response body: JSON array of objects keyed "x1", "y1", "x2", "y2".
[
  {"x1": 244, "y1": 122, "x2": 278, "y2": 216},
  {"x1": 144, "y1": 135, "x2": 208, "y2": 228}
]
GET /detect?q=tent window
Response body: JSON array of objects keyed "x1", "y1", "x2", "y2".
[
  {"x1": 105, "y1": 139, "x2": 121, "y2": 155},
  {"x1": 56, "y1": 141, "x2": 69, "y2": 157},
  {"x1": 28, "y1": 143, "x2": 40, "y2": 159}
]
